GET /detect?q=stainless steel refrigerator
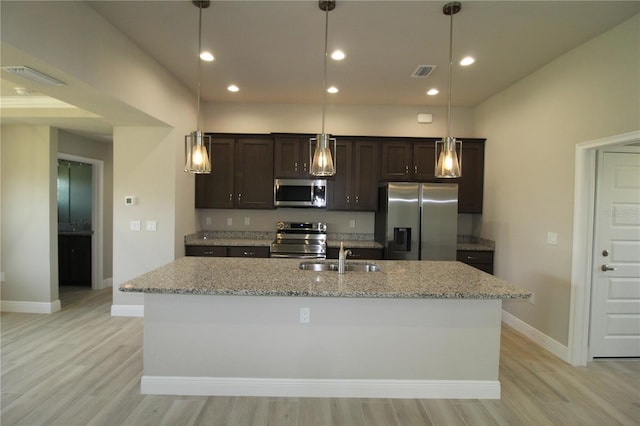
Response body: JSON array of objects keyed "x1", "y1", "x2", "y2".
[{"x1": 375, "y1": 182, "x2": 458, "y2": 260}]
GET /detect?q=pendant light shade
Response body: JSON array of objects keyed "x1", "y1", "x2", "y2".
[
  {"x1": 310, "y1": 0, "x2": 337, "y2": 177},
  {"x1": 185, "y1": 130, "x2": 212, "y2": 174},
  {"x1": 185, "y1": 0, "x2": 212, "y2": 174},
  {"x1": 310, "y1": 133, "x2": 336, "y2": 176},
  {"x1": 435, "y1": 1, "x2": 463, "y2": 179}
]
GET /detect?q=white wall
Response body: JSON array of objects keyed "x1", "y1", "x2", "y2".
[
  {"x1": 1, "y1": 125, "x2": 59, "y2": 310},
  {"x1": 474, "y1": 15, "x2": 640, "y2": 345},
  {"x1": 1, "y1": 1, "x2": 198, "y2": 310},
  {"x1": 205, "y1": 103, "x2": 475, "y2": 138}
]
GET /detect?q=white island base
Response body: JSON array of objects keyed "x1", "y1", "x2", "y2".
[{"x1": 141, "y1": 293, "x2": 502, "y2": 399}]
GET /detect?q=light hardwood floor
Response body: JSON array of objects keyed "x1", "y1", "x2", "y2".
[{"x1": 2, "y1": 287, "x2": 638, "y2": 426}]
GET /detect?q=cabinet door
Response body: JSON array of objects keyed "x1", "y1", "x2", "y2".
[
  {"x1": 413, "y1": 141, "x2": 437, "y2": 181},
  {"x1": 328, "y1": 140, "x2": 353, "y2": 210},
  {"x1": 227, "y1": 246, "x2": 270, "y2": 258},
  {"x1": 195, "y1": 137, "x2": 235, "y2": 208},
  {"x1": 274, "y1": 137, "x2": 310, "y2": 178},
  {"x1": 235, "y1": 137, "x2": 274, "y2": 209},
  {"x1": 380, "y1": 142, "x2": 412, "y2": 181},
  {"x1": 457, "y1": 141, "x2": 484, "y2": 213},
  {"x1": 353, "y1": 140, "x2": 379, "y2": 211}
]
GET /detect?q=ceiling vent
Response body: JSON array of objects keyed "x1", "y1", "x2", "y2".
[
  {"x1": 1, "y1": 66, "x2": 66, "y2": 86},
  {"x1": 411, "y1": 65, "x2": 436, "y2": 78}
]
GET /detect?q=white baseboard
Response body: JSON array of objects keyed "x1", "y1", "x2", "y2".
[
  {"x1": 1, "y1": 299, "x2": 61, "y2": 314},
  {"x1": 502, "y1": 310, "x2": 569, "y2": 363},
  {"x1": 111, "y1": 304, "x2": 144, "y2": 317},
  {"x1": 141, "y1": 376, "x2": 501, "y2": 399},
  {"x1": 97, "y1": 278, "x2": 113, "y2": 290}
]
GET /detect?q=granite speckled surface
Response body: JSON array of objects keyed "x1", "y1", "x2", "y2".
[{"x1": 119, "y1": 257, "x2": 529, "y2": 300}]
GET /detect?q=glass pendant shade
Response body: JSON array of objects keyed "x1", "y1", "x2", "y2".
[
  {"x1": 184, "y1": 130, "x2": 211, "y2": 174},
  {"x1": 310, "y1": 133, "x2": 336, "y2": 176},
  {"x1": 435, "y1": 136, "x2": 462, "y2": 178}
]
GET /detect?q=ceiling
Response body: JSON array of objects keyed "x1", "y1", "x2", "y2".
[{"x1": 1, "y1": 1, "x2": 638, "y2": 139}]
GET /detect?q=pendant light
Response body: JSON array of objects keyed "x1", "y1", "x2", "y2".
[
  {"x1": 185, "y1": 0, "x2": 212, "y2": 174},
  {"x1": 310, "y1": 0, "x2": 337, "y2": 177},
  {"x1": 435, "y1": 1, "x2": 462, "y2": 178}
]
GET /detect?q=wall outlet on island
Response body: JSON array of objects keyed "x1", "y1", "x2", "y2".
[
  {"x1": 205, "y1": 217, "x2": 212, "y2": 226},
  {"x1": 244, "y1": 217, "x2": 250, "y2": 226},
  {"x1": 299, "y1": 307, "x2": 310, "y2": 324},
  {"x1": 227, "y1": 217, "x2": 233, "y2": 226},
  {"x1": 349, "y1": 219, "x2": 356, "y2": 228}
]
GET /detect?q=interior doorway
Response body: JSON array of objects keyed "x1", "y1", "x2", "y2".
[
  {"x1": 57, "y1": 153, "x2": 104, "y2": 291},
  {"x1": 569, "y1": 131, "x2": 640, "y2": 366}
]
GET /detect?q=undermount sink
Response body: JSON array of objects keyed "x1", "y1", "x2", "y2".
[{"x1": 299, "y1": 261, "x2": 381, "y2": 272}]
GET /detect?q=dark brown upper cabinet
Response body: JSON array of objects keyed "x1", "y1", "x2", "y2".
[
  {"x1": 380, "y1": 138, "x2": 485, "y2": 213},
  {"x1": 273, "y1": 134, "x2": 312, "y2": 178},
  {"x1": 195, "y1": 134, "x2": 274, "y2": 209},
  {"x1": 328, "y1": 138, "x2": 379, "y2": 211}
]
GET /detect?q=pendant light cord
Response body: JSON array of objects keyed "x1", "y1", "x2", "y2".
[
  {"x1": 321, "y1": 5, "x2": 329, "y2": 135},
  {"x1": 196, "y1": 3, "x2": 203, "y2": 132},
  {"x1": 447, "y1": 9, "x2": 453, "y2": 139}
]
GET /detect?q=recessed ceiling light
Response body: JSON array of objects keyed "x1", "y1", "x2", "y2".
[
  {"x1": 331, "y1": 50, "x2": 345, "y2": 61},
  {"x1": 227, "y1": 84, "x2": 239, "y2": 92},
  {"x1": 427, "y1": 88, "x2": 439, "y2": 96},
  {"x1": 327, "y1": 86, "x2": 339, "y2": 94},
  {"x1": 200, "y1": 51, "x2": 214, "y2": 62},
  {"x1": 460, "y1": 56, "x2": 475, "y2": 66}
]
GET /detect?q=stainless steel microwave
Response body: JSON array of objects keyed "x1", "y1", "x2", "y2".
[{"x1": 274, "y1": 179, "x2": 327, "y2": 208}]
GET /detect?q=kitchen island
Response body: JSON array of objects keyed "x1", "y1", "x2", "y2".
[{"x1": 120, "y1": 257, "x2": 529, "y2": 399}]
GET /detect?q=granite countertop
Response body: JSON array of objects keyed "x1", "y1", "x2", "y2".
[
  {"x1": 120, "y1": 257, "x2": 529, "y2": 300},
  {"x1": 184, "y1": 233, "x2": 489, "y2": 252}
]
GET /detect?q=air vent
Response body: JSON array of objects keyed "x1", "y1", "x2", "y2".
[
  {"x1": 1, "y1": 66, "x2": 66, "y2": 86},
  {"x1": 411, "y1": 65, "x2": 436, "y2": 78}
]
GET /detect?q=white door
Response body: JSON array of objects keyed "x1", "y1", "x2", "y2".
[{"x1": 590, "y1": 150, "x2": 640, "y2": 357}]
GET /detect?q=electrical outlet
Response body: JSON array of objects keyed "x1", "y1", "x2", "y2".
[
  {"x1": 529, "y1": 293, "x2": 535, "y2": 304},
  {"x1": 205, "y1": 216, "x2": 212, "y2": 225},
  {"x1": 299, "y1": 307, "x2": 310, "y2": 324},
  {"x1": 349, "y1": 219, "x2": 356, "y2": 228},
  {"x1": 547, "y1": 232, "x2": 558, "y2": 245},
  {"x1": 227, "y1": 217, "x2": 233, "y2": 226},
  {"x1": 244, "y1": 217, "x2": 250, "y2": 226}
]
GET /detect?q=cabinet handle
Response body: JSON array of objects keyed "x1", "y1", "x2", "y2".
[
  {"x1": 414, "y1": 165, "x2": 418, "y2": 174},
  {"x1": 243, "y1": 251, "x2": 255, "y2": 256},
  {"x1": 238, "y1": 193, "x2": 242, "y2": 202},
  {"x1": 346, "y1": 195, "x2": 350, "y2": 204},
  {"x1": 466, "y1": 256, "x2": 478, "y2": 260},
  {"x1": 405, "y1": 165, "x2": 409, "y2": 174},
  {"x1": 203, "y1": 251, "x2": 216, "y2": 255},
  {"x1": 303, "y1": 162, "x2": 307, "y2": 172},
  {"x1": 294, "y1": 162, "x2": 298, "y2": 172},
  {"x1": 229, "y1": 193, "x2": 233, "y2": 202},
  {"x1": 355, "y1": 195, "x2": 359, "y2": 204}
]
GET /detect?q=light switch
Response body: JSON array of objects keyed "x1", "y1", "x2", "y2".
[
  {"x1": 130, "y1": 220, "x2": 141, "y2": 231},
  {"x1": 547, "y1": 232, "x2": 558, "y2": 245},
  {"x1": 146, "y1": 221, "x2": 157, "y2": 231}
]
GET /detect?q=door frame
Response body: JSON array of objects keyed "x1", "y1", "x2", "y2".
[
  {"x1": 58, "y1": 153, "x2": 105, "y2": 290},
  {"x1": 569, "y1": 130, "x2": 640, "y2": 366}
]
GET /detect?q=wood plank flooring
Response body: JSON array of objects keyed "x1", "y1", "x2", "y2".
[{"x1": 2, "y1": 287, "x2": 638, "y2": 425}]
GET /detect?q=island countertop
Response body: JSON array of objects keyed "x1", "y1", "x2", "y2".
[{"x1": 119, "y1": 257, "x2": 529, "y2": 300}]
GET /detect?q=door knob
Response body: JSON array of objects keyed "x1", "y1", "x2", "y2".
[{"x1": 601, "y1": 264, "x2": 617, "y2": 272}]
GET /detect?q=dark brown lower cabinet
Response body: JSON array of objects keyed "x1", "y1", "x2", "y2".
[
  {"x1": 59, "y1": 234, "x2": 91, "y2": 286},
  {"x1": 185, "y1": 245, "x2": 270, "y2": 258},
  {"x1": 456, "y1": 250, "x2": 494, "y2": 274},
  {"x1": 326, "y1": 247, "x2": 383, "y2": 260}
]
